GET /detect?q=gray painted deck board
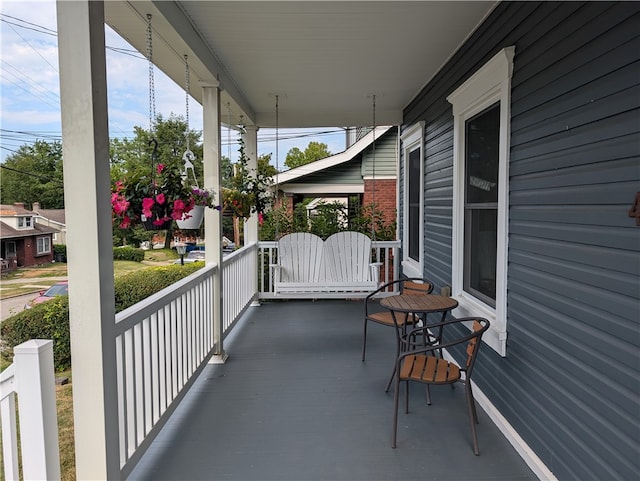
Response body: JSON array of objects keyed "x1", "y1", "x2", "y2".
[{"x1": 129, "y1": 300, "x2": 536, "y2": 481}]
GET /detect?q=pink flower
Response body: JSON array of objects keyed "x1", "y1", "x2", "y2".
[
  {"x1": 142, "y1": 197, "x2": 155, "y2": 217},
  {"x1": 155, "y1": 193, "x2": 166, "y2": 205},
  {"x1": 156, "y1": 164, "x2": 165, "y2": 175},
  {"x1": 112, "y1": 196, "x2": 130, "y2": 216},
  {"x1": 119, "y1": 215, "x2": 131, "y2": 229}
]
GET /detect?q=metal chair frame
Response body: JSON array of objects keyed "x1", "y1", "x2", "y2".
[
  {"x1": 391, "y1": 317, "x2": 490, "y2": 455},
  {"x1": 362, "y1": 278, "x2": 434, "y2": 391}
]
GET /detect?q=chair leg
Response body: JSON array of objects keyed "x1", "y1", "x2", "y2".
[
  {"x1": 405, "y1": 380, "x2": 410, "y2": 413},
  {"x1": 392, "y1": 371, "x2": 401, "y2": 448},
  {"x1": 362, "y1": 319, "x2": 368, "y2": 361},
  {"x1": 385, "y1": 364, "x2": 396, "y2": 392},
  {"x1": 468, "y1": 382, "x2": 479, "y2": 424},
  {"x1": 465, "y1": 383, "x2": 480, "y2": 455},
  {"x1": 385, "y1": 328, "x2": 402, "y2": 392},
  {"x1": 425, "y1": 385, "x2": 432, "y2": 405}
]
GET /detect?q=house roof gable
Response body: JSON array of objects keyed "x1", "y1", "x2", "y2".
[{"x1": 273, "y1": 126, "x2": 393, "y2": 185}]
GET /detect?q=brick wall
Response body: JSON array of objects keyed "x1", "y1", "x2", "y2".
[{"x1": 363, "y1": 178, "x2": 396, "y2": 229}]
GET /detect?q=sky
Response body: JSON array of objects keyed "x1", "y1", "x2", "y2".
[{"x1": 0, "y1": 0, "x2": 347, "y2": 166}]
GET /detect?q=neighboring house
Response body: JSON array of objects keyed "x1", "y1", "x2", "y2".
[
  {"x1": 32, "y1": 201, "x2": 67, "y2": 245},
  {"x1": 398, "y1": 3, "x2": 639, "y2": 481},
  {"x1": 0, "y1": 203, "x2": 59, "y2": 270},
  {"x1": 273, "y1": 126, "x2": 397, "y2": 231}
]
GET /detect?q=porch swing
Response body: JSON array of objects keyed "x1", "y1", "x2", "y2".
[{"x1": 270, "y1": 95, "x2": 382, "y2": 298}]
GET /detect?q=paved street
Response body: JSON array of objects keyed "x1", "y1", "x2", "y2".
[
  {"x1": 0, "y1": 277, "x2": 67, "y2": 322},
  {"x1": 1, "y1": 293, "x2": 35, "y2": 321}
]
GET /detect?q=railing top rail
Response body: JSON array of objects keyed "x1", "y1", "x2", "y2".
[
  {"x1": 0, "y1": 364, "x2": 15, "y2": 400},
  {"x1": 222, "y1": 242, "x2": 257, "y2": 265}
]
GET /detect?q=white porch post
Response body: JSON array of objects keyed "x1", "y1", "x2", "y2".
[
  {"x1": 56, "y1": 1, "x2": 120, "y2": 479},
  {"x1": 200, "y1": 81, "x2": 227, "y2": 362},
  {"x1": 14, "y1": 340, "x2": 60, "y2": 481},
  {"x1": 243, "y1": 125, "x2": 259, "y2": 245}
]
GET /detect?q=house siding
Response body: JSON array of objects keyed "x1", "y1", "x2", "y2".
[
  {"x1": 361, "y1": 129, "x2": 397, "y2": 178},
  {"x1": 401, "y1": 2, "x2": 640, "y2": 481}
]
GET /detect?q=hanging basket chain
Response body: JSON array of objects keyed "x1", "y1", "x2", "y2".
[
  {"x1": 146, "y1": 14, "x2": 156, "y2": 135},
  {"x1": 184, "y1": 54, "x2": 190, "y2": 152}
]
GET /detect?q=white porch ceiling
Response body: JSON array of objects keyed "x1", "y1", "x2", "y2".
[{"x1": 104, "y1": 1, "x2": 496, "y2": 128}]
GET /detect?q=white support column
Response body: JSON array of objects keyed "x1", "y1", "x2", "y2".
[
  {"x1": 200, "y1": 80, "x2": 227, "y2": 363},
  {"x1": 243, "y1": 125, "x2": 260, "y2": 245},
  {"x1": 14, "y1": 340, "x2": 60, "y2": 481},
  {"x1": 56, "y1": 1, "x2": 120, "y2": 479}
]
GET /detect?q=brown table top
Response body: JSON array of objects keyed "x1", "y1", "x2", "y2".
[{"x1": 379, "y1": 294, "x2": 458, "y2": 314}]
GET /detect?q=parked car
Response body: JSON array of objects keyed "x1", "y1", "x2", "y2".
[
  {"x1": 174, "y1": 250, "x2": 206, "y2": 264},
  {"x1": 25, "y1": 281, "x2": 69, "y2": 309}
]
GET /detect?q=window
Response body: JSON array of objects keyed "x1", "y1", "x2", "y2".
[
  {"x1": 37, "y1": 236, "x2": 51, "y2": 255},
  {"x1": 17, "y1": 216, "x2": 33, "y2": 228},
  {"x1": 400, "y1": 121, "x2": 424, "y2": 278},
  {"x1": 447, "y1": 47, "x2": 514, "y2": 356}
]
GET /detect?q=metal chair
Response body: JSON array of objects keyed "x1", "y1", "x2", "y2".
[
  {"x1": 391, "y1": 317, "x2": 490, "y2": 455},
  {"x1": 362, "y1": 277, "x2": 434, "y2": 391}
]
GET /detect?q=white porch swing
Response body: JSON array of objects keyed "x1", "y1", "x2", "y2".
[{"x1": 270, "y1": 95, "x2": 382, "y2": 298}]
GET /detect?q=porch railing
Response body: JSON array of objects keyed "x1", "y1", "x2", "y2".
[
  {"x1": 116, "y1": 243, "x2": 257, "y2": 478},
  {"x1": 257, "y1": 239, "x2": 401, "y2": 298},
  {"x1": 0, "y1": 340, "x2": 61, "y2": 481},
  {"x1": 2, "y1": 240, "x2": 397, "y2": 480}
]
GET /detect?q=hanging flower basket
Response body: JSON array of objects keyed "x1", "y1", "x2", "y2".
[
  {"x1": 222, "y1": 188, "x2": 253, "y2": 219},
  {"x1": 176, "y1": 205, "x2": 205, "y2": 229},
  {"x1": 111, "y1": 160, "x2": 196, "y2": 230}
]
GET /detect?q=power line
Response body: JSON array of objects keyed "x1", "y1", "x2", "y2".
[
  {"x1": 0, "y1": 164, "x2": 64, "y2": 185},
  {"x1": 1, "y1": 14, "x2": 57, "y2": 34}
]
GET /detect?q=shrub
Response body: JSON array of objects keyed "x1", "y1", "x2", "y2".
[
  {"x1": 113, "y1": 246, "x2": 145, "y2": 262},
  {"x1": 1, "y1": 296, "x2": 71, "y2": 370},
  {"x1": 1, "y1": 263, "x2": 202, "y2": 371},
  {"x1": 114, "y1": 263, "x2": 202, "y2": 311}
]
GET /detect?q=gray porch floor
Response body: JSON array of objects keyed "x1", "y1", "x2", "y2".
[{"x1": 129, "y1": 300, "x2": 537, "y2": 481}]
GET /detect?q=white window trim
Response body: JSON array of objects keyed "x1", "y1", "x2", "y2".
[
  {"x1": 37, "y1": 236, "x2": 52, "y2": 255},
  {"x1": 447, "y1": 46, "x2": 515, "y2": 357},
  {"x1": 400, "y1": 121, "x2": 425, "y2": 279},
  {"x1": 17, "y1": 216, "x2": 33, "y2": 229}
]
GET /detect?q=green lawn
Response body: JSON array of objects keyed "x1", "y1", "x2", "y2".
[{"x1": 0, "y1": 249, "x2": 179, "y2": 299}]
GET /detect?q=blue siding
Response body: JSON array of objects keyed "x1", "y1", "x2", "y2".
[{"x1": 402, "y1": 2, "x2": 640, "y2": 480}]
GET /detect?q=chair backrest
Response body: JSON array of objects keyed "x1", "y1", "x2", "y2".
[
  {"x1": 463, "y1": 319, "x2": 490, "y2": 375},
  {"x1": 277, "y1": 232, "x2": 324, "y2": 282},
  {"x1": 401, "y1": 279, "x2": 433, "y2": 295},
  {"x1": 324, "y1": 232, "x2": 372, "y2": 282}
]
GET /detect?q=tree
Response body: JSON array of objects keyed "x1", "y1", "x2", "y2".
[
  {"x1": 284, "y1": 141, "x2": 331, "y2": 169},
  {"x1": 0, "y1": 140, "x2": 65, "y2": 208}
]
